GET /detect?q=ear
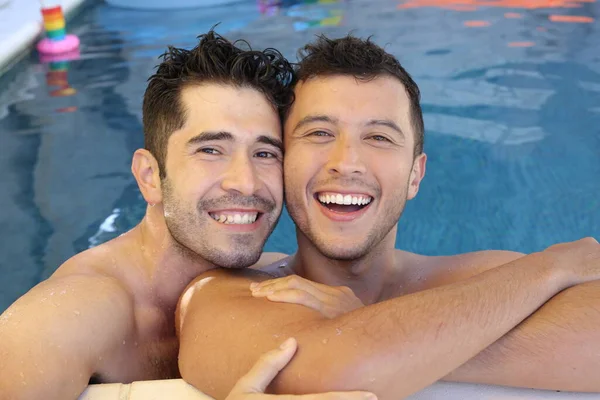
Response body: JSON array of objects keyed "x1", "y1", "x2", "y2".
[
  {"x1": 131, "y1": 149, "x2": 163, "y2": 205},
  {"x1": 407, "y1": 152, "x2": 427, "y2": 200}
]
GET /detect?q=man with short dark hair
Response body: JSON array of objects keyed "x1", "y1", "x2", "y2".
[
  {"x1": 0, "y1": 31, "x2": 372, "y2": 400},
  {"x1": 178, "y1": 34, "x2": 600, "y2": 400}
]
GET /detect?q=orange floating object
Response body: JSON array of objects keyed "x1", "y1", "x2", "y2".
[
  {"x1": 464, "y1": 20, "x2": 491, "y2": 26},
  {"x1": 56, "y1": 106, "x2": 78, "y2": 113},
  {"x1": 397, "y1": 0, "x2": 595, "y2": 10},
  {"x1": 504, "y1": 12, "x2": 522, "y2": 17},
  {"x1": 549, "y1": 14, "x2": 594, "y2": 22}
]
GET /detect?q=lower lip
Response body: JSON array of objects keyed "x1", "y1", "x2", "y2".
[
  {"x1": 316, "y1": 200, "x2": 372, "y2": 222},
  {"x1": 208, "y1": 214, "x2": 262, "y2": 232}
]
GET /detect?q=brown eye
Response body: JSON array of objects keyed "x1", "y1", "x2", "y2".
[
  {"x1": 255, "y1": 151, "x2": 276, "y2": 158},
  {"x1": 370, "y1": 135, "x2": 390, "y2": 142},
  {"x1": 198, "y1": 148, "x2": 220, "y2": 155},
  {"x1": 310, "y1": 131, "x2": 331, "y2": 137}
]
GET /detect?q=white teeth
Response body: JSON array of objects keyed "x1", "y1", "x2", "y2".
[
  {"x1": 317, "y1": 192, "x2": 373, "y2": 206},
  {"x1": 210, "y1": 212, "x2": 259, "y2": 225}
]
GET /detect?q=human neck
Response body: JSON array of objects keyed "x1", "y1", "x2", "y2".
[
  {"x1": 291, "y1": 228, "x2": 399, "y2": 305},
  {"x1": 133, "y1": 204, "x2": 215, "y2": 311}
]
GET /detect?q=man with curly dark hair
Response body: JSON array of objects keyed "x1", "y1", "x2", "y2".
[{"x1": 0, "y1": 30, "x2": 373, "y2": 400}]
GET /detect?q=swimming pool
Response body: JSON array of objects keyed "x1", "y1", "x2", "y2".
[{"x1": 0, "y1": 0, "x2": 598, "y2": 312}]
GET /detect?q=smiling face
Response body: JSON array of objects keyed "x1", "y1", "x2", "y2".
[
  {"x1": 284, "y1": 75, "x2": 426, "y2": 261},
  {"x1": 160, "y1": 83, "x2": 284, "y2": 268}
]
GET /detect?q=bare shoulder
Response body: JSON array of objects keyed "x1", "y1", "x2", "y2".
[
  {"x1": 51, "y1": 232, "x2": 135, "y2": 279},
  {"x1": 176, "y1": 267, "x2": 275, "y2": 336},
  {"x1": 395, "y1": 249, "x2": 526, "y2": 291},
  {"x1": 10, "y1": 234, "x2": 140, "y2": 326}
]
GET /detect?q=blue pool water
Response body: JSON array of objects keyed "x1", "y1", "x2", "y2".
[{"x1": 0, "y1": 0, "x2": 599, "y2": 312}]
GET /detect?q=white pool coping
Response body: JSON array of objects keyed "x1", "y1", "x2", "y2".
[
  {"x1": 79, "y1": 379, "x2": 598, "y2": 400},
  {"x1": 0, "y1": 0, "x2": 87, "y2": 75}
]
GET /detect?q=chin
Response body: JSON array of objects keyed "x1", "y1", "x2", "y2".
[
  {"x1": 204, "y1": 247, "x2": 262, "y2": 269},
  {"x1": 316, "y1": 242, "x2": 370, "y2": 262}
]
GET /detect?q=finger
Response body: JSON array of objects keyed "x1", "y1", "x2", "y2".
[
  {"x1": 265, "y1": 290, "x2": 323, "y2": 312},
  {"x1": 253, "y1": 276, "x2": 325, "y2": 300},
  {"x1": 230, "y1": 338, "x2": 298, "y2": 394},
  {"x1": 251, "y1": 276, "x2": 296, "y2": 292}
]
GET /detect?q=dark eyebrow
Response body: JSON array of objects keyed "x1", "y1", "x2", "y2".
[
  {"x1": 257, "y1": 135, "x2": 284, "y2": 153},
  {"x1": 366, "y1": 119, "x2": 405, "y2": 139},
  {"x1": 186, "y1": 131, "x2": 234, "y2": 147},
  {"x1": 186, "y1": 131, "x2": 282, "y2": 153},
  {"x1": 293, "y1": 114, "x2": 338, "y2": 133}
]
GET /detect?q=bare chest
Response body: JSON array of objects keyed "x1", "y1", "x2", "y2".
[{"x1": 93, "y1": 306, "x2": 180, "y2": 384}]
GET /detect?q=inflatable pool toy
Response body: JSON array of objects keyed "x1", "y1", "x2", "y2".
[{"x1": 36, "y1": 2, "x2": 80, "y2": 55}]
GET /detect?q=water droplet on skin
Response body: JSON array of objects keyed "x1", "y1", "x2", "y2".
[
  {"x1": 73, "y1": 310, "x2": 80, "y2": 316},
  {"x1": 322, "y1": 338, "x2": 329, "y2": 344},
  {"x1": 336, "y1": 328, "x2": 342, "y2": 335},
  {"x1": 122, "y1": 340, "x2": 126, "y2": 345},
  {"x1": 60, "y1": 290, "x2": 66, "y2": 295}
]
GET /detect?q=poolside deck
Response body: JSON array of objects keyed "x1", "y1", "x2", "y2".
[
  {"x1": 79, "y1": 378, "x2": 599, "y2": 400},
  {"x1": 0, "y1": 0, "x2": 86, "y2": 74}
]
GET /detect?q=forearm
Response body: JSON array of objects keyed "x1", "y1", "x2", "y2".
[
  {"x1": 444, "y1": 280, "x2": 600, "y2": 392},
  {"x1": 269, "y1": 252, "x2": 570, "y2": 398},
  {"x1": 179, "y1": 253, "x2": 571, "y2": 399}
]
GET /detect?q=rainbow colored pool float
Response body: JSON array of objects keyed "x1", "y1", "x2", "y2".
[{"x1": 36, "y1": 4, "x2": 79, "y2": 55}]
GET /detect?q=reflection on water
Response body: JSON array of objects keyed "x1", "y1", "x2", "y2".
[
  {"x1": 399, "y1": 0, "x2": 596, "y2": 12},
  {"x1": 40, "y1": 51, "x2": 80, "y2": 113},
  {"x1": 258, "y1": 0, "x2": 345, "y2": 31},
  {"x1": 0, "y1": 0, "x2": 598, "y2": 311}
]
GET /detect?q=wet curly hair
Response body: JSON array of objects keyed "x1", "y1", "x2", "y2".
[
  {"x1": 292, "y1": 34, "x2": 424, "y2": 156},
  {"x1": 142, "y1": 29, "x2": 295, "y2": 178}
]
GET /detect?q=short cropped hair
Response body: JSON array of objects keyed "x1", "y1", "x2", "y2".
[
  {"x1": 293, "y1": 34, "x2": 424, "y2": 155},
  {"x1": 143, "y1": 29, "x2": 295, "y2": 177}
]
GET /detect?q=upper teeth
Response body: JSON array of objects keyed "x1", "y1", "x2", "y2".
[
  {"x1": 209, "y1": 212, "x2": 258, "y2": 224},
  {"x1": 317, "y1": 193, "x2": 372, "y2": 206}
]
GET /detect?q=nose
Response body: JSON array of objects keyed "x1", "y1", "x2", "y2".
[
  {"x1": 221, "y1": 152, "x2": 261, "y2": 196},
  {"x1": 326, "y1": 135, "x2": 366, "y2": 176}
]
